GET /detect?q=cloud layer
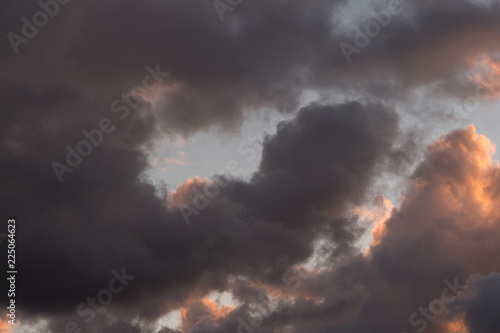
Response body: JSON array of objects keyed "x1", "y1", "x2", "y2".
[{"x1": 2, "y1": 1, "x2": 500, "y2": 333}]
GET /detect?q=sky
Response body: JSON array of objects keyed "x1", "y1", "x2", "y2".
[{"x1": 2, "y1": 1, "x2": 500, "y2": 333}]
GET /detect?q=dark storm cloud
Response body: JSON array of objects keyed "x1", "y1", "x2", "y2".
[
  {"x1": 3, "y1": 0, "x2": 500, "y2": 332},
  {"x1": 3, "y1": 1, "x2": 500, "y2": 136},
  {"x1": 452, "y1": 273, "x2": 500, "y2": 333},
  {"x1": 0, "y1": 93, "x2": 401, "y2": 333},
  {"x1": 354, "y1": 126, "x2": 500, "y2": 333},
  {"x1": 226, "y1": 102, "x2": 397, "y2": 242},
  {"x1": 191, "y1": 125, "x2": 500, "y2": 333},
  {"x1": 63, "y1": 0, "x2": 500, "y2": 127}
]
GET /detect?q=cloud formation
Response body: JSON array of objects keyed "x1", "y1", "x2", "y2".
[{"x1": 2, "y1": 0, "x2": 500, "y2": 332}]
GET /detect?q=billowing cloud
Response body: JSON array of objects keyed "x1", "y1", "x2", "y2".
[
  {"x1": 452, "y1": 273, "x2": 500, "y2": 333},
  {"x1": 3, "y1": 1, "x2": 500, "y2": 332},
  {"x1": 1, "y1": 99, "x2": 402, "y2": 332},
  {"x1": 3, "y1": 1, "x2": 500, "y2": 136}
]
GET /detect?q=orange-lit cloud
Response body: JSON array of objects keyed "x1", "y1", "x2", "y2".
[
  {"x1": 472, "y1": 56, "x2": 500, "y2": 99},
  {"x1": 150, "y1": 150, "x2": 190, "y2": 171},
  {"x1": 180, "y1": 297, "x2": 233, "y2": 333},
  {"x1": 0, "y1": 320, "x2": 13, "y2": 333},
  {"x1": 168, "y1": 176, "x2": 210, "y2": 208},
  {"x1": 446, "y1": 316, "x2": 469, "y2": 333},
  {"x1": 180, "y1": 297, "x2": 233, "y2": 321},
  {"x1": 425, "y1": 124, "x2": 498, "y2": 218},
  {"x1": 355, "y1": 196, "x2": 394, "y2": 253}
]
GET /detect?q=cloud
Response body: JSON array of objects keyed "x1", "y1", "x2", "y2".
[
  {"x1": 3, "y1": 1, "x2": 500, "y2": 136},
  {"x1": 4, "y1": 85, "x2": 500, "y2": 332},
  {"x1": 453, "y1": 273, "x2": 500, "y2": 333},
  {"x1": 194, "y1": 124, "x2": 500, "y2": 333},
  {"x1": 0, "y1": 320, "x2": 13, "y2": 333},
  {"x1": 1, "y1": 98, "x2": 401, "y2": 331},
  {"x1": 3, "y1": 1, "x2": 500, "y2": 332}
]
